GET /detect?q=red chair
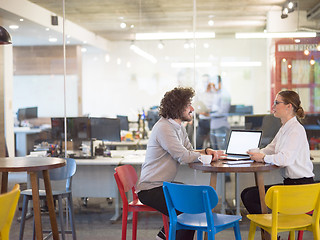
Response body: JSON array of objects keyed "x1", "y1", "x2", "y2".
[{"x1": 114, "y1": 165, "x2": 169, "y2": 240}]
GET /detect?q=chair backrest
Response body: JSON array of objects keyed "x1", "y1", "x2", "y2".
[
  {"x1": 163, "y1": 182, "x2": 218, "y2": 215},
  {"x1": 265, "y1": 183, "x2": 320, "y2": 217},
  {"x1": 114, "y1": 165, "x2": 139, "y2": 205},
  {"x1": 0, "y1": 184, "x2": 21, "y2": 236},
  {"x1": 39, "y1": 158, "x2": 77, "y2": 191}
]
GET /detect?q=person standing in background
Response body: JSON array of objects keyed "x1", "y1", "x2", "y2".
[
  {"x1": 195, "y1": 74, "x2": 216, "y2": 149},
  {"x1": 210, "y1": 75, "x2": 231, "y2": 150}
]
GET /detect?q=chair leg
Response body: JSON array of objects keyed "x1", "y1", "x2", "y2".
[
  {"x1": 162, "y1": 214, "x2": 169, "y2": 239},
  {"x1": 169, "y1": 223, "x2": 176, "y2": 240},
  {"x1": 132, "y1": 212, "x2": 138, "y2": 240},
  {"x1": 312, "y1": 224, "x2": 320, "y2": 240},
  {"x1": 57, "y1": 196, "x2": 66, "y2": 240},
  {"x1": 289, "y1": 230, "x2": 295, "y2": 240},
  {"x1": 19, "y1": 196, "x2": 29, "y2": 240},
  {"x1": 121, "y1": 207, "x2": 128, "y2": 240},
  {"x1": 67, "y1": 194, "x2": 77, "y2": 240},
  {"x1": 297, "y1": 230, "x2": 304, "y2": 240},
  {"x1": 247, "y1": 222, "x2": 256, "y2": 240},
  {"x1": 233, "y1": 222, "x2": 241, "y2": 240},
  {"x1": 197, "y1": 230, "x2": 202, "y2": 240}
]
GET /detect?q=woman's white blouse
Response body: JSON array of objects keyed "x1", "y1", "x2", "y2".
[{"x1": 262, "y1": 116, "x2": 314, "y2": 179}]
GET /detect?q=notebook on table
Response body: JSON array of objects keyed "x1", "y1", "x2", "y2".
[{"x1": 224, "y1": 130, "x2": 262, "y2": 161}]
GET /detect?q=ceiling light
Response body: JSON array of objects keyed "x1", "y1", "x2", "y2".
[
  {"x1": 235, "y1": 32, "x2": 317, "y2": 39},
  {"x1": 0, "y1": 26, "x2": 12, "y2": 45},
  {"x1": 105, "y1": 54, "x2": 110, "y2": 62},
  {"x1": 126, "y1": 62, "x2": 131, "y2": 68},
  {"x1": 304, "y1": 49, "x2": 310, "y2": 55},
  {"x1": 130, "y1": 25, "x2": 135, "y2": 28},
  {"x1": 158, "y1": 41, "x2": 164, "y2": 49},
  {"x1": 48, "y1": 37, "x2": 57, "y2": 42},
  {"x1": 9, "y1": 25, "x2": 19, "y2": 30},
  {"x1": 203, "y1": 43, "x2": 210, "y2": 48},
  {"x1": 310, "y1": 59, "x2": 315, "y2": 65},
  {"x1": 81, "y1": 47, "x2": 87, "y2": 52},
  {"x1": 130, "y1": 45, "x2": 157, "y2": 64},
  {"x1": 317, "y1": 44, "x2": 320, "y2": 51},
  {"x1": 19, "y1": 19, "x2": 24, "y2": 22},
  {"x1": 294, "y1": 39, "x2": 301, "y2": 43},
  {"x1": 208, "y1": 20, "x2": 214, "y2": 26},
  {"x1": 288, "y1": 64, "x2": 292, "y2": 69},
  {"x1": 184, "y1": 42, "x2": 190, "y2": 49},
  {"x1": 220, "y1": 61, "x2": 262, "y2": 67},
  {"x1": 135, "y1": 32, "x2": 215, "y2": 40},
  {"x1": 120, "y1": 22, "x2": 126, "y2": 29},
  {"x1": 282, "y1": 58, "x2": 287, "y2": 62},
  {"x1": 45, "y1": 28, "x2": 50, "y2": 31},
  {"x1": 171, "y1": 62, "x2": 212, "y2": 68}
]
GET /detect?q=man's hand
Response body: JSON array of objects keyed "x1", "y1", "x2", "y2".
[{"x1": 206, "y1": 149, "x2": 226, "y2": 161}]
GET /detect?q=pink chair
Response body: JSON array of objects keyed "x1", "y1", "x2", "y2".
[{"x1": 114, "y1": 165, "x2": 169, "y2": 240}]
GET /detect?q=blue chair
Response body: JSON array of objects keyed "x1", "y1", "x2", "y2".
[
  {"x1": 163, "y1": 182, "x2": 242, "y2": 240},
  {"x1": 19, "y1": 158, "x2": 77, "y2": 240}
]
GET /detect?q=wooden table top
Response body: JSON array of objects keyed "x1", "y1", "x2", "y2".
[
  {"x1": 189, "y1": 160, "x2": 279, "y2": 173},
  {"x1": 0, "y1": 157, "x2": 66, "y2": 172}
]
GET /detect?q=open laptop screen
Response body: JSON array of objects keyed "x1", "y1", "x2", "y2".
[{"x1": 226, "y1": 130, "x2": 262, "y2": 156}]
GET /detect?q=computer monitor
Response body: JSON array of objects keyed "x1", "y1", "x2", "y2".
[
  {"x1": 17, "y1": 107, "x2": 38, "y2": 121},
  {"x1": 51, "y1": 117, "x2": 91, "y2": 141},
  {"x1": 90, "y1": 117, "x2": 121, "y2": 142},
  {"x1": 117, "y1": 115, "x2": 129, "y2": 131},
  {"x1": 51, "y1": 117, "x2": 66, "y2": 140},
  {"x1": 67, "y1": 117, "x2": 91, "y2": 140}
]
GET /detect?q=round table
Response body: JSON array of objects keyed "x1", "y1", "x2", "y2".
[
  {"x1": 189, "y1": 161, "x2": 279, "y2": 240},
  {"x1": 0, "y1": 157, "x2": 66, "y2": 240}
]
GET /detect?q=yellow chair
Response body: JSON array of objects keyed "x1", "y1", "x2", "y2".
[
  {"x1": 247, "y1": 183, "x2": 320, "y2": 240},
  {"x1": 0, "y1": 184, "x2": 21, "y2": 240}
]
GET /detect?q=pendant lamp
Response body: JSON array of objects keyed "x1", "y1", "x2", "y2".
[{"x1": 0, "y1": 26, "x2": 12, "y2": 45}]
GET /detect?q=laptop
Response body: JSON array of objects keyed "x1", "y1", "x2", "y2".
[{"x1": 225, "y1": 130, "x2": 262, "y2": 161}]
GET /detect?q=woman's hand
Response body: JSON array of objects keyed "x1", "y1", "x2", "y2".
[
  {"x1": 206, "y1": 148, "x2": 226, "y2": 161},
  {"x1": 248, "y1": 151, "x2": 265, "y2": 162}
]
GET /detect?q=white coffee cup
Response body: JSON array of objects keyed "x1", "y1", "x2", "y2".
[
  {"x1": 248, "y1": 148, "x2": 260, "y2": 153},
  {"x1": 198, "y1": 155, "x2": 212, "y2": 165}
]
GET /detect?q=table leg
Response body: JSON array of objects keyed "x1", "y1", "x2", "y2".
[
  {"x1": 30, "y1": 172, "x2": 43, "y2": 240},
  {"x1": 42, "y1": 170, "x2": 60, "y2": 240},
  {"x1": 209, "y1": 172, "x2": 217, "y2": 189},
  {"x1": 235, "y1": 173, "x2": 240, "y2": 216},
  {"x1": 1, "y1": 172, "x2": 8, "y2": 193},
  {"x1": 254, "y1": 172, "x2": 270, "y2": 240}
]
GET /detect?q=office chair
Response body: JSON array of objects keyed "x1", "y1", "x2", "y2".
[
  {"x1": 247, "y1": 183, "x2": 320, "y2": 240},
  {"x1": 19, "y1": 158, "x2": 77, "y2": 240},
  {"x1": 0, "y1": 184, "x2": 21, "y2": 240},
  {"x1": 114, "y1": 165, "x2": 169, "y2": 240},
  {"x1": 162, "y1": 182, "x2": 242, "y2": 240}
]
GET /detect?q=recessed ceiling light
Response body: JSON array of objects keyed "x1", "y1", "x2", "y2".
[
  {"x1": 67, "y1": 40, "x2": 70, "y2": 44},
  {"x1": 130, "y1": 25, "x2": 135, "y2": 28},
  {"x1": 48, "y1": 37, "x2": 57, "y2": 42},
  {"x1": 9, "y1": 25, "x2": 19, "y2": 30},
  {"x1": 83, "y1": 40, "x2": 87, "y2": 44},
  {"x1": 208, "y1": 20, "x2": 214, "y2": 26},
  {"x1": 136, "y1": 32, "x2": 215, "y2": 40},
  {"x1": 235, "y1": 32, "x2": 317, "y2": 39},
  {"x1": 304, "y1": 49, "x2": 310, "y2": 55},
  {"x1": 19, "y1": 19, "x2": 24, "y2": 22},
  {"x1": 45, "y1": 28, "x2": 50, "y2": 31},
  {"x1": 120, "y1": 22, "x2": 127, "y2": 29},
  {"x1": 294, "y1": 39, "x2": 301, "y2": 43},
  {"x1": 81, "y1": 47, "x2": 87, "y2": 52},
  {"x1": 310, "y1": 59, "x2": 315, "y2": 65}
]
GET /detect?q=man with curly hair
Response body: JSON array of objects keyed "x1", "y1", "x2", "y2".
[{"x1": 137, "y1": 87, "x2": 225, "y2": 240}]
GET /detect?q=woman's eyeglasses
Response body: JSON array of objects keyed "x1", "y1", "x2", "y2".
[{"x1": 273, "y1": 100, "x2": 285, "y2": 105}]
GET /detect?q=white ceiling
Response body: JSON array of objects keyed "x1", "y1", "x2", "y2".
[{"x1": 1, "y1": 0, "x2": 320, "y2": 46}]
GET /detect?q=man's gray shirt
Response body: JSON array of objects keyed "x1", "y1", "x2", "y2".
[{"x1": 137, "y1": 117, "x2": 200, "y2": 192}]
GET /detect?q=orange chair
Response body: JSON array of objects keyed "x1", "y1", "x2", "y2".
[{"x1": 114, "y1": 165, "x2": 169, "y2": 240}]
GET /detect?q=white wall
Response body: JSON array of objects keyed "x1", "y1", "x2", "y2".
[{"x1": 82, "y1": 38, "x2": 270, "y2": 121}]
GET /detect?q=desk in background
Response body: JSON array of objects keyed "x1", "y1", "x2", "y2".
[{"x1": 14, "y1": 127, "x2": 42, "y2": 156}]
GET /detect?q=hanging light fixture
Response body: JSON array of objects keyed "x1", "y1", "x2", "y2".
[{"x1": 0, "y1": 26, "x2": 12, "y2": 45}]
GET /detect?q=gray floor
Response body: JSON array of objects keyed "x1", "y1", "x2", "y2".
[{"x1": 9, "y1": 179, "x2": 315, "y2": 240}]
